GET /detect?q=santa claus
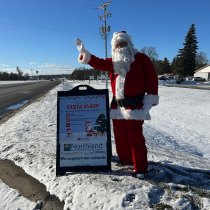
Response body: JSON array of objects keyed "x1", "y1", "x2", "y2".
[
  {"x1": 67, "y1": 128, "x2": 73, "y2": 137},
  {"x1": 75, "y1": 31, "x2": 159, "y2": 179},
  {"x1": 85, "y1": 121, "x2": 93, "y2": 137}
]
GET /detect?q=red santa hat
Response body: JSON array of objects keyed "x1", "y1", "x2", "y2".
[
  {"x1": 111, "y1": 31, "x2": 133, "y2": 49},
  {"x1": 85, "y1": 121, "x2": 91, "y2": 126},
  {"x1": 111, "y1": 31, "x2": 138, "y2": 60}
]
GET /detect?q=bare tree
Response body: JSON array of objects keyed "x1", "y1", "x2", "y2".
[
  {"x1": 16, "y1": 66, "x2": 23, "y2": 80},
  {"x1": 139, "y1": 46, "x2": 159, "y2": 61},
  {"x1": 196, "y1": 51, "x2": 209, "y2": 70}
]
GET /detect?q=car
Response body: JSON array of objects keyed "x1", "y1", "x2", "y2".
[
  {"x1": 50, "y1": 78, "x2": 54, "y2": 81},
  {"x1": 193, "y1": 77, "x2": 206, "y2": 82},
  {"x1": 159, "y1": 76, "x2": 167, "y2": 80}
]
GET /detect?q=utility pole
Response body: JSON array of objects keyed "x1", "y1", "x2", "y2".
[{"x1": 96, "y1": 2, "x2": 112, "y2": 89}]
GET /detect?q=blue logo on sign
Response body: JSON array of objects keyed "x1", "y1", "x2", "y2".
[{"x1": 64, "y1": 144, "x2": 70, "y2": 151}]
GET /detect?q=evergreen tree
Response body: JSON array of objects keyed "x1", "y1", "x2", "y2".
[
  {"x1": 162, "y1": 57, "x2": 171, "y2": 74},
  {"x1": 94, "y1": 111, "x2": 107, "y2": 133},
  {"x1": 177, "y1": 24, "x2": 198, "y2": 78},
  {"x1": 171, "y1": 56, "x2": 180, "y2": 74},
  {"x1": 154, "y1": 60, "x2": 164, "y2": 75}
]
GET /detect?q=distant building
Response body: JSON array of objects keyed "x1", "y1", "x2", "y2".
[
  {"x1": 194, "y1": 64, "x2": 210, "y2": 81},
  {"x1": 97, "y1": 75, "x2": 106, "y2": 80},
  {"x1": 158, "y1": 73, "x2": 177, "y2": 79}
]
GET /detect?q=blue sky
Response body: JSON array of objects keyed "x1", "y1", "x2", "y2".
[{"x1": 0, "y1": 0, "x2": 210, "y2": 76}]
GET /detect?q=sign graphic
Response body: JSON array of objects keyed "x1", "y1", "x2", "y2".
[{"x1": 59, "y1": 94, "x2": 107, "y2": 143}]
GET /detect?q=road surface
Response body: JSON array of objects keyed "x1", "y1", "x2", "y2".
[
  {"x1": 166, "y1": 84, "x2": 210, "y2": 90},
  {"x1": 0, "y1": 81, "x2": 58, "y2": 117}
]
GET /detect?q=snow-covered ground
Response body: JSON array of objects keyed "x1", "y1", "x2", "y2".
[
  {"x1": 0, "y1": 80, "x2": 210, "y2": 209},
  {"x1": 0, "y1": 179, "x2": 36, "y2": 210},
  {"x1": 158, "y1": 79, "x2": 210, "y2": 86}
]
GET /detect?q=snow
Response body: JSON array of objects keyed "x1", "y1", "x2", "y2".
[
  {"x1": 0, "y1": 179, "x2": 36, "y2": 210},
  {"x1": 0, "y1": 80, "x2": 210, "y2": 209},
  {"x1": 158, "y1": 79, "x2": 203, "y2": 86},
  {"x1": 204, "y1": 81, "x2": 210, "y2": 85}
]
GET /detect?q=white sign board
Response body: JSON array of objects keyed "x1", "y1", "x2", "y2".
[{"x1": 59, "y1": 95, "x2": 107, "y2": 167}]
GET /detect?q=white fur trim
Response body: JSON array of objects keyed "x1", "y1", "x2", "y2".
[
  {"x1": 110, "y1": 108, "x2": 151, "y2": 120},
  {"x1": 111, "y1": 32, "x2": 133, "y2": 47},
  {"x1": 78, "y1": 49, "x2": 91, "y2": 65},
  {"x1": 115, "y1": 74, "x2": 126, "y2": 99},
  {"x1": 143, "y1": 94, "x2": 159, "y2": 105},
  {"x1": 111, "y1": 32, "x2": 138, "y2": 63}
]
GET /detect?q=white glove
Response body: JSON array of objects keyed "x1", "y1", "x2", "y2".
[
  {"x1": 142, "y1": 103, "x2": 152, "y2": 112},
  {"x1": 75, "y1": 38, "x2": 85, "y2": 54}
]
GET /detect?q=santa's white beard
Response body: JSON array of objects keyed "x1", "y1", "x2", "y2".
[
  {"x1": 86, "y1": 125, "x2": 92, "y2": 130},
  {"x1": 112, "y1": 46, "x2": 133, "y2": 75}
]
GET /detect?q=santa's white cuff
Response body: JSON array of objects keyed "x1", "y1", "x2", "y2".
[
  {"x1": 78, "y1": 49, "x2": 91, "y2": 65},
  {"x1": 143, "y1": 94, "x2": 159, "y2": 105}
]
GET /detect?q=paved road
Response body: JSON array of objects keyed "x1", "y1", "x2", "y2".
[
  {"x1": 166, "y1": 84, "x2": 210, "y2": 90},
  {"x1": 0, "y1": 81, "x2": 58, "y2": 117}
]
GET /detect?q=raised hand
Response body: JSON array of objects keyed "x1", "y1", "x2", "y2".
[{"x1": 75, "y1": 38, "x2": 85, "y2": 54}]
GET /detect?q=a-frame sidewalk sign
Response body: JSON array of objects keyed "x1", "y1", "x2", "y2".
[{"x1": 56, "y1": 85, "x2": 111, "y2": 176}]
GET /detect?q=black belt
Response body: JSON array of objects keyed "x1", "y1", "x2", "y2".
[{"x1": 112, "y1": 94, "x2": 145, "y2": 108}]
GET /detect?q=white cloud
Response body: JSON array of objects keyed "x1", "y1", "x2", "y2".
[
  {"x1": 38, "y1": 64, "x2": 73, "y2": 73},
  {"x1": 2, "y1": 64, "x2": 10, "y2": 66},
  {"x1": 0, "y1": 68, "x2": 16, "y2": 72},
  {"x1": 29, "y1": 62, "x2": 37, "y2": 64}
]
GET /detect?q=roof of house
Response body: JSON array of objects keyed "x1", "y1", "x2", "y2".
[{"x1": 194, "y1": 64, "x2": 210, "y2": 73}]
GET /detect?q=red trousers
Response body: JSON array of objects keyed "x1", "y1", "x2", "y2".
[{"x1": 113, "y1": 119, "x2": 148, "y2": 173}]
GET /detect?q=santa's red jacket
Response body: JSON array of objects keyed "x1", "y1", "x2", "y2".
[{"x1": 78, "y1": 50, "x2": 159, "y2": 121}]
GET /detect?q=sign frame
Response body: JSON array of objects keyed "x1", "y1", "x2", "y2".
[{"x1": 56, "y1": 85, "x2": 111, "y2": 176}]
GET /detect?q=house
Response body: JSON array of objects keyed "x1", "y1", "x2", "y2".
[{"x1": 194, "y1": 64, "x2": 210, "y2": 81}]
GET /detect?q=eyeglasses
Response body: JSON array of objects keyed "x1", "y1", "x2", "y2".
[{"x1": 115, "y1": 41, "x2": 128, "y2": 49}]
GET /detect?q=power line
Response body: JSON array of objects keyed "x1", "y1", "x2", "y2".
[
  {"x1": 83, "y1": 0, "x2": 103, "y2": 2},
  {"x1": 108, "y1": 16, "x2": 115, "y2": 32},
  {"x1": 52, "y1": 0, "x2": 100, "y2": 6},
  {"x1": 36, "y1": 0, "x2": 95, "y2": 8},
  {"x1": 0, "y1": 22, "x2": 98, "y2": 34}
]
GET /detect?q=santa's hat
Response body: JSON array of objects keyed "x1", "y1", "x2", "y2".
[
  {"x1": 111, "y1": 31, "x2": 133, "y2": 49},
  {"x1": 111, "y1": 31, "x2": 138, "y2": 59},
  {"x1": 85, "y1": 121, "x2": 91, "y2": 126}
]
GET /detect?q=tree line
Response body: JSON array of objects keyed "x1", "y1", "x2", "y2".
[
  {"x1": 69, "y1": 67, "x2": 104, "y2": 80},
  {"x1": 0, "y1": 67, "x2": 25, "y2": 81},
  {"x1": 140, "y1": 24, "x2": 209, "y2": 78}
]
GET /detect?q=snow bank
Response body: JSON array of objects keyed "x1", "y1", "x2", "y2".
[{"x1": 159, "y1": 79, "x2": 203, "y2": 86}]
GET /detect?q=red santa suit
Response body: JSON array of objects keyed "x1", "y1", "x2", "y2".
[
  {"x1": 85, "y1": 121, "x2": 93, "y2": 136},
  {"x1": 77, "y1": 32, "x2": 159, "y2": 173}
]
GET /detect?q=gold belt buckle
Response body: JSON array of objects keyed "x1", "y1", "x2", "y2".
[{"x1": 116, "y1": 98, "x2": 124, "y2": 110}]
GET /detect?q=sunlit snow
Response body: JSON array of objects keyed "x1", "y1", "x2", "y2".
[{"x1": 0, "y1": 80, "x2": 210, "y2": 209}]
